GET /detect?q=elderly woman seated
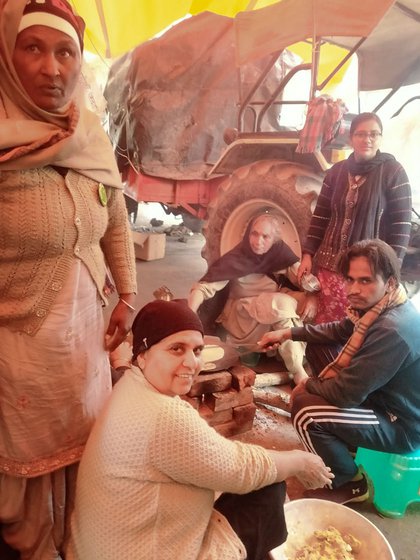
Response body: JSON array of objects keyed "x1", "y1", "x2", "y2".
[
  {"x1": 67, "y1": 299, "x2": 333, "y2": 560},
  {"x1": 188, "y1": 213, "x2": 320, "y2": 383}
]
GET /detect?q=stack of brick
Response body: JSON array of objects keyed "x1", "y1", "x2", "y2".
[{"x1": 182, "y1": 365, "x2": 257, "y2": 437}]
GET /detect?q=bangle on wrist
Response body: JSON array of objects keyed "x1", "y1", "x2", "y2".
[{"x1": 119, "y1": 297, "x2": 136, "y2": 311}]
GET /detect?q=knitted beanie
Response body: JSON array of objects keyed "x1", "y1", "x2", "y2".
[
  {"x1": 18, "y1": 0, "x2": 85, "y2": 51},
  {"x1": 132, "y1": 300, "x2": 204, "y2": 360}
]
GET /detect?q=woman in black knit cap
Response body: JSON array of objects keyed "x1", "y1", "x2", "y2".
[{"x1": 68, "y1": 299, "x2": 333, "y2": 560}]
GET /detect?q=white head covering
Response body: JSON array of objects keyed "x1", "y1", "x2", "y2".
[{"x1": 18, "y1": 12, "x2": 81, "y2": 52}]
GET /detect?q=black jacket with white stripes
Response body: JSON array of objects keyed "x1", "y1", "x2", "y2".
[{"x1": 291, "y1": 300, "x2": 420, "y2": 443}]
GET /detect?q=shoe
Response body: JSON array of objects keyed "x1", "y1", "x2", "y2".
[{"x1": 303, "y1": 474, "x2": 369, "y2": 505}]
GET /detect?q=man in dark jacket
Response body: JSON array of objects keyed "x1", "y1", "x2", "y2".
[{"x1": 259, "y1": 239, "x2": 420, "y2": 504}]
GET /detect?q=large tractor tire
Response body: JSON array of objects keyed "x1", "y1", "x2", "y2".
[{"x1": 202, "y1": 160, "x2": 322, "y2": 264}]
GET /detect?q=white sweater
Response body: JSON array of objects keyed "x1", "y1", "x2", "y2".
[{"x1": 68, "y1": 367, "x2": 277, "y2": 560}]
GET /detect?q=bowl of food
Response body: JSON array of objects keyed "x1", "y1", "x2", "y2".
[{"x1": 269, "y1": 498, "x2": 395, "y2": 560}]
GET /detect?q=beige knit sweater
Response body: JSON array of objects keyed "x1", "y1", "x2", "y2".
[
  {"x1": 68, "y1": 367, "x2": 278, "y2": 560},
  {"x1": 0, "y1": 166, "x2": 137, "y2": 335}
]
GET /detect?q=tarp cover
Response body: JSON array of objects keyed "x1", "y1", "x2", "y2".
[
  {"x1": 72, "y1": 0, "x2": 280, "y2": 59},
  {"x1": 104, "y1": 1, "x2": 420, "y2": 181},
  {"x1": 235, "y1": 0, "x2": 420, "y2": 90},
  {"x1": 104, "y1": 12, "x2": 297, "y2": 180}
]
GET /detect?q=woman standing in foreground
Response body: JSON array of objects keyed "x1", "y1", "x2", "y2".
[
  {"x1": 0, "y1": 1, "x2": 137, "y2": 558},
  {"x1": 68, "y1": 300, "x2": 333, "y2": 560},
  {"x1": 298, "y1": 112, "x2": 412, "y2": 323}
]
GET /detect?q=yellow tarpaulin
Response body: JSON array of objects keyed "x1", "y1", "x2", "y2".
[
  {"x1": 70, "y1": 1, "x2": 420, "y2": 91},
  {"x1": 70, "y1": 0, "x2": 350, "y2": 88},
  {"x1": 70, "y1": 0, "x2": 279, "y2": 59}
]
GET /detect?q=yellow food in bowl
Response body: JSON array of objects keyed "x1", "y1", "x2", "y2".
[{"x1": 295, "y1": 526, "x2": 361, "y2": 560}]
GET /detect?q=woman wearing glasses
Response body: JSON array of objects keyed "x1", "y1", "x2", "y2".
[{"x1": 297, "y1": 112, "x2": 412, "y2": 325}]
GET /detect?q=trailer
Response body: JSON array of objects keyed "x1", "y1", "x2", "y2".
[{"x1": 104, "y1": 0, "x2": 420, "y2": 288}]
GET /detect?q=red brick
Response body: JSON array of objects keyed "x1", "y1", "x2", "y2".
[
  {"x1": 215, "y1": 417, "x2": 254, "y2": 437},
  {"x1": 214, "y1": 419, "x2": 240, "y2": 438},
  {"x1": 199, "y1": 403, "x2": 233, "y2": 426},
  {"x1": 233, "y1": 402, "x2": 257, "y2": 425},
  {"x1": 231, "y1": 417, "x2": 255, "y2": 436},
  {"x1": 204, "y1": 386, "x2": 253, "y2": 412},
  {"x1": 230, "y1": 365, "x2": 256, "y2": 390},
  {"x1": 188, "y1": 370, "x2": 232, "y2": 397}
]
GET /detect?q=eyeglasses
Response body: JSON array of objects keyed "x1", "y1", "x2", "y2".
[{"x1": 352, "y1": 131, "x2": 382, "y2": 140}]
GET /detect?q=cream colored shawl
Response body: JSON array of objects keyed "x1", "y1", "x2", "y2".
[{"x1": 0, "y1": 0, "x2": 122, "y2": 189}]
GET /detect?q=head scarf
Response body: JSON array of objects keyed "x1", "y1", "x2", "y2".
[
  {"x1": 347, "y1": 150, "x2": 395, "y2": 176},
  {"x1": 132, "y1": 299, "x2": 204, "y2": 360},
  {"x1": 0, "y1": 0, "x2": 122, "y2": 189},
  {"x1": 19, "y1": 0, "x2": 85, "y2": 51}
]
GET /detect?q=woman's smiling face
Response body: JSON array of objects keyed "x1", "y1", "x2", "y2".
[
  {"x1": 138, "y1": 330, "x2": 204, "y2": 397},
  {"x1": 13, "y1": 25, "x2": 81, "y2": 111}
]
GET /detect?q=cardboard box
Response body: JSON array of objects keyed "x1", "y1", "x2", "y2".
[{"x1": 132, "y1": 231, "x2": 166, "y2": 261}]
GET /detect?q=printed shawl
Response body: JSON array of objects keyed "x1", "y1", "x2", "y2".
[{"x1": 319, "y1": 284, "x2": 408, "y2": 379}]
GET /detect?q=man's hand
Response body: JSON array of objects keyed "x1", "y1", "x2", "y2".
[{"x1": 258, "y1": 328, "x2": 292, "y2": 351}]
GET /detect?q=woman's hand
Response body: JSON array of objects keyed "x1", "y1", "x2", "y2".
[
  {"x1": 297, "y1": 253, "x2": 313, "y2": 283},
  {"x1": 299, "y1": 293, "x2": 318, "y2": 323},
  {"x1": 258, "y1": 328, "x2": 292, "y2": 351},
  {"x1": 105, "y1": 295, "x2": 136, "y2": 352},
  {"x1": 268, "y1": 449, "x2": 334, "y2": 489},
  {"x1": 293, "y1": 450, "x2": 335, "y2": 490}
]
